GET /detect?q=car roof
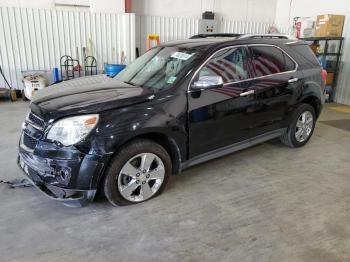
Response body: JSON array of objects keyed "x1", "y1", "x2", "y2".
[
  {"x1": 160, "y1": 36, "x2": 306, "y2": 50},
  {"x1": 160, "y1": 38, "x2": 236, "y2": 48}
]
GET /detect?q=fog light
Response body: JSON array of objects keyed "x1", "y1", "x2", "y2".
[{"x1": 57, "y1": 168, "x2": 71, "y2": 185}]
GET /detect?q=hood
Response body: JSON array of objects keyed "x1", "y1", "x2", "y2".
[{"x1": 31, "y1": 75, "x2": 154, "y2": 119}]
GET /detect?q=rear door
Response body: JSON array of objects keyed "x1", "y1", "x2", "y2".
[{"x1": 247, "y1": 44, "x2": 303, "y2": 137}]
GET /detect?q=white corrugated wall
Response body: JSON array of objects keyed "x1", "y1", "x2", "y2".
[
  {"x1": 334, "y1": 17, "x2": 350, "y2": 105},
  {"x1": 0, "y1": 7, "x2": 135, "y2": 89},
  {"x1": 136, "y1": 15, "x2": 199, "y2": 55},
  {"x1": 135, "y1": 16, "x2": 289, "y2": 55},
  {"x1": 219, "y1": 19, "x2": 290, "y2": 35},
  {"x1": 1, "y1": 7, "x2": 293, "y2": 90}
]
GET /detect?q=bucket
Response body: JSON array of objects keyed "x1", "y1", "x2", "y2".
[
  {"x1": 52, "y1": 68, "x2": 60, "y2": 83},
  {"x1": 104, "y1": 64, "x2": 126, "y2": 77}
]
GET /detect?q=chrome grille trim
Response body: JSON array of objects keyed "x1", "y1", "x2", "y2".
[
  {"x1": 26, "y1": 112, "x2": 45, "y2": 131},
  {"x1": 20, "y1": 132, "x2": 35, "y2": 153}
]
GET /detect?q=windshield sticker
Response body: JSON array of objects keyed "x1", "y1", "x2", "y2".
[
  {"x1": 171, "y1": 52, "x2": 194, "y2": 60},
  {"x1": 166, "y1": 76, "x2": 177, "y2": 84}
]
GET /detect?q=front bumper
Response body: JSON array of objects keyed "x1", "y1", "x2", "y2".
[
  {"x1": 18, "y1": 141, "x2": 108, "y2": 203},
  {"x1": 17, "y1": 157, "x2": 95, "y2": 202}
]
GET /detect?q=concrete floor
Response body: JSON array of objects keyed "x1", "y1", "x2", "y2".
[{"x1": 1, "y1": 101, "x2": 350, "y2": 262}]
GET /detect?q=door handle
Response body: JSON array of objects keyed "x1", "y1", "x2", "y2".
[
  {"x1": 288, "y1": 77, "x2": 299, "y2": 83},
  {"x1": 240, "y1": 90, "x2": 255, "y2": 97}
]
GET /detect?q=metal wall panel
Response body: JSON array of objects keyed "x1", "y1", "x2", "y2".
[
  {"x1": 0, "y1": 7, "x2": 135, "y2": 89},
  {"x1": 136, "y1": 15, "x2": 199, "y2": 55},
  {"x1": 219, "y1": 19, "x2": 291, "y2": 35},
  {"x1": 335, "y1": 17, "x2": 350, "y2": 105},
  {"x1": 136, "y1": 16, "x2": 291, "y2": 55},
  {"x1": 0, "y1": 8, "x2": 292, "y2": 91}
]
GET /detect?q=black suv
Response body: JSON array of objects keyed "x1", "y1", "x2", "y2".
[{"x1": 18, "y1": 34, "x2": 325, "y2": 206}]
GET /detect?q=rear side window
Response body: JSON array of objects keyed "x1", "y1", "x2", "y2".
[
  {"x1": 250, "y1": 46, "x2": 296, "y2": 77},
  {"x1": 289, "y1": 44, "x2": 320, "y2": 67}
]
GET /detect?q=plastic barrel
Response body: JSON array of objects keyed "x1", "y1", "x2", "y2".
[{"x1": 104, "y1": 64, "x2": 126, "y2": 77}]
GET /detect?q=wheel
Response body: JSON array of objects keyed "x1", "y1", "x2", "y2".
[
  {"x1": 103, "y1": 139, "x2": 172, "y2": 206},
  {"x1": 280, "y1": 103, "x2": 316, "y2": 148}
]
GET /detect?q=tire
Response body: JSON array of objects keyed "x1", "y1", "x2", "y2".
[
  {"x1": 103, "y1": 139, "x2": 172, "y2": 206},
  {"x1": 280, "y1": 103, "x2": 316, "y2": 148}
]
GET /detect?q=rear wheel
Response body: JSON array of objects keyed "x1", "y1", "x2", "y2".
[
  {"x1": 280, "y1": 104, "x2": 316, "y2": 148},
  {"x1": 103, "y1": 139, "x2": 172, "y2": 206}
]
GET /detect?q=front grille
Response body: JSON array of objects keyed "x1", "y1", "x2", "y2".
[
  {"x1": 28, "y1": 112, "x2": 45, "y2": 129},
  {"x1": 23, "y1": 132, "x2": 38, "y2": 150}
]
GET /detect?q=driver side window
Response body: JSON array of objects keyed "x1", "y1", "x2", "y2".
[{"x1": 199, "y1": 47, "x2": 251, "y2": 84}]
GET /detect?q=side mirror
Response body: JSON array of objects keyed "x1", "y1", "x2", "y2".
[{"x1": 192, "y1": 75, "x2": 224, "y2": 90}]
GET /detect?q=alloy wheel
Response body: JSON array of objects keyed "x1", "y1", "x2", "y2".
[
  {"x1": 295, "y1": 111, "x2": 314, "y2": 143},
  {"x1": 117, "y1": 153, "x2": 165, "y2": 202}
]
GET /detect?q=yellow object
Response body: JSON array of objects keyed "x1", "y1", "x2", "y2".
[
  {"x1": 147, "y1": 34, "x2": 160, "y2": 50},
  {"x1": 329, "y1": 106, "x2": 350, "y2": 114}
]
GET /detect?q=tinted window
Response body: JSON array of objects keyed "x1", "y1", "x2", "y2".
[
  {"x1": 116, "y1": 46, "x2": 201, "y2": 90},
  {"x1": 289, "y1": 44, "x2": 320, "y2": 67},
  {"x1": 285, "y1": 53, "x2": 296, "y2": 71},
  {"x1": 198, "y1": 47, "x2": 251, "y2": 83},
  {"x1": 251, "y1": 46, "x2": 296, "y2": 77}
]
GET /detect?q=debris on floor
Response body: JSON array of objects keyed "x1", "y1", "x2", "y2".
[{"x1": 0, "y1": 178, "x2": 33, "y2": 189}]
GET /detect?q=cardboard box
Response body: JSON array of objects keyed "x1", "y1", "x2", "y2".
[
  {"x1": 309, "y1": 43, "x2": 319, "y2": 54},
  {"x1": 315, "y1": 14, "x2": 345, "y2": 37},
  {"x1": 326, "y1": 72, "x2": 334, "y2": 86}
]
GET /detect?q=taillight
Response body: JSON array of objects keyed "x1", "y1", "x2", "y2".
[{"x1": 321, "y1": 69, "x2": 327, "y2": 84}]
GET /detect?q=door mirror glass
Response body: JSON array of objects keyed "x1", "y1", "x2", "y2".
[{"x1": 192, "y1": 75, "x2": 224, "y2": 90}]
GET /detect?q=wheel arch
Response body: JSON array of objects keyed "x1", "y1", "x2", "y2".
[
  {"x1": 300, "y1": 81, "x2": 324, "y2": 118},
  {"x1": 127, "y1": 132, "x2": 183, "y2": 175},
  {"x1": 301, "y1": 95, "x2": 322, "y2": 118},
  {"x1": 95, "y1": 131, "x2": 184, "y2": 199},
  {"x1": 108, "y1": 131, "x2": 183, "y2": 176}
]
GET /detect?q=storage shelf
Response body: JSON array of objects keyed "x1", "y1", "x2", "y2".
[
  {"x1": 300, "y1": 36, "x2": 344, "y2": 41},
  {"x1": 300, "y1": 36, "x2": 344, "y2": 102},
  {"x1": 316, "y1": 53, "x2": 341, "y2": 56}
]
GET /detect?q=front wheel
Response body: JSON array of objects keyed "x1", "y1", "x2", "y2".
[
  {"x1": 280, "y1": 104, "x2": 316, "y2": 148},
  {"x1": 103, "y1": 139, "x2": 172, "y2": 206}
]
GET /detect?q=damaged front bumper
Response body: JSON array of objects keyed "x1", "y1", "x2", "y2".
[{"x1": 18, "y1": 139, "x2": 108, "y2": 205}]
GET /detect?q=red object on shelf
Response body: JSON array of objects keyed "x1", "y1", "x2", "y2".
[
  {"x1": 295, "y1": 21, "x2": 302, "y2": 39},
  {"x1": 322, "y1": 69, "x2": 327, "y2": 84}
]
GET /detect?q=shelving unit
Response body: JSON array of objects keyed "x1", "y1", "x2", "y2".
[{"x1": 300, "y1": 36, "x2": 344, "y2": 102}]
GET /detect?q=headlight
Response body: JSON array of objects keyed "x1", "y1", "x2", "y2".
[{"x1": 47, "y1": 114, "x2": 99, "y2": 146}]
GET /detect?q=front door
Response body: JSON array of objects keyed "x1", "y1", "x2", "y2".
[{"x1": 188, "y1": 46, "x2": 257, "y2": 158}]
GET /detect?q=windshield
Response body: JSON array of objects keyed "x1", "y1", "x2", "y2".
[{"x1": 116, "y1": 46, "x2": 201, "y2": 90}]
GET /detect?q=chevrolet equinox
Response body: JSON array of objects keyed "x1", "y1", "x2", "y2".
[{"x1": 18, "y1": 34, "x2": 325, "y2": 206}]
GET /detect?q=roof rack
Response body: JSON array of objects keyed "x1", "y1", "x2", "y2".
[
  {"x1": 190, "y1": 33, "x2": 241, "y2": 39},
  {"x1": 238, "y1": 34, "x2": 292, "y2": 39}
]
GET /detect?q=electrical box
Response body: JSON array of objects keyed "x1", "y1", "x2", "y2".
[{"x1": 198, "y1": 19, "x2": 218, "y2": 34}]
